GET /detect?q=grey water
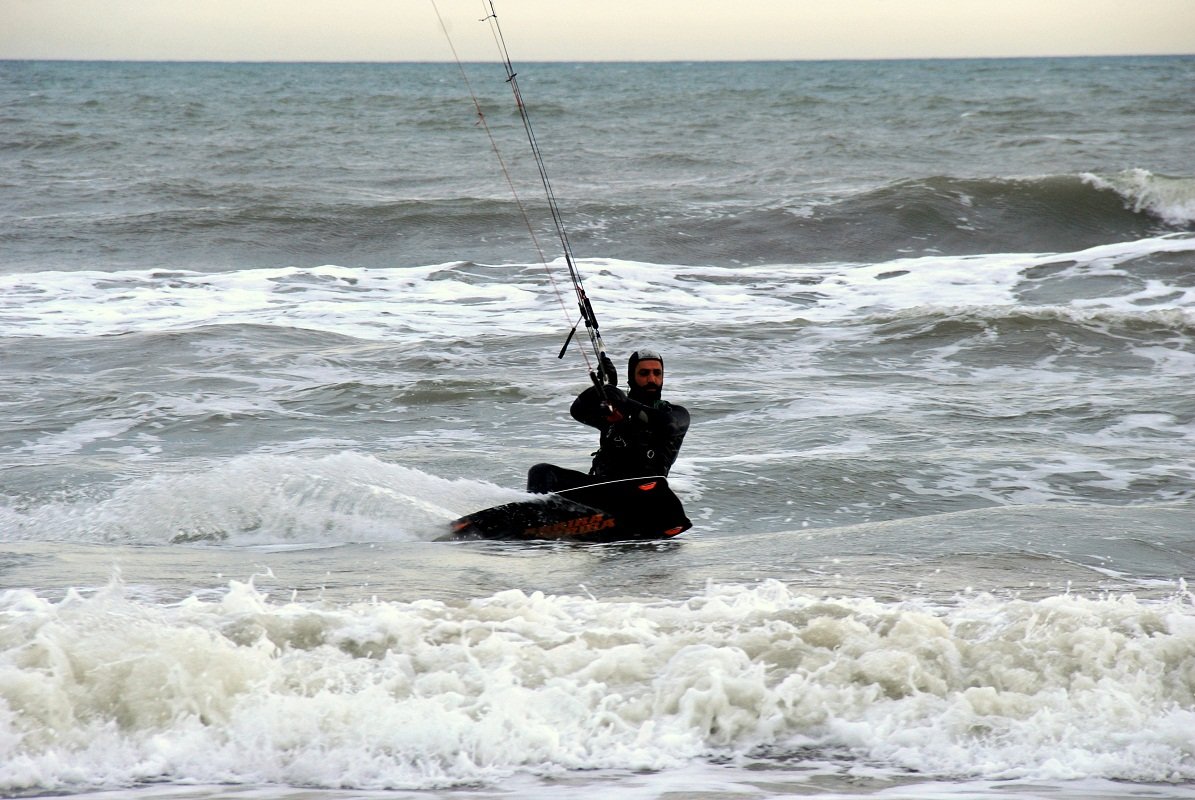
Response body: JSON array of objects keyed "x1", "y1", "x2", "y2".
[{"x1": 1, "y1": 57, "x2": 1194, "y2": 798}]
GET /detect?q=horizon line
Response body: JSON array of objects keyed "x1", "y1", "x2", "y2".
[{"x1": 2, "y1": 52, "x2": 1193, "y2": 66}]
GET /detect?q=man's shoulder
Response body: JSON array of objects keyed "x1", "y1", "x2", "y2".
[{"x1": 657, "y1": 399, "x2": 690, "y2": 431}]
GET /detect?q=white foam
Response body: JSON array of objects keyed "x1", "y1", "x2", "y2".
[
  {"x1": 0, "y1": 579, "x2": 1192, "y2": 793},
  {"x1": 16, "y1": 416, "x2": 142, "y2": 457},
  {"x1": 0, "y1": 452, "x2": 521, "y2": 545},
  {"x1": 1, "y1": 235, "x2": 1191, "y2": 343},
  {"x1": 1083, "y1": 169, "x2": 1195, "y2": 226}
]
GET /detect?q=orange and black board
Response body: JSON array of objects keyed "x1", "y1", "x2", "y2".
[{"x1": 448, "y1": 476, "x2": 691, "y2": 542}]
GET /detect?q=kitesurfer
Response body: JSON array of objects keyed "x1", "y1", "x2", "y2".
[{"x1": 527, "y1": 348, "x2": 689, "y2": 493}]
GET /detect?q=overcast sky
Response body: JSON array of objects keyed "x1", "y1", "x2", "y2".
[{"x1": 3, "y1": 0, "x2": 1194, "y2": 62}]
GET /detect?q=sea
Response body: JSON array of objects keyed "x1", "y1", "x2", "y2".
[{"x1": 2, "y1": 52, "x2": 1194, "y2": 800}]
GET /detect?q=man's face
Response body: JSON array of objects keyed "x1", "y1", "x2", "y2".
[{"x1": 632, "y1": 359, "x2": 663, "y2": 399}]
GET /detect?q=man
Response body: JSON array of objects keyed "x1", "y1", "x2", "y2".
[{"x1": 526, "y1": 348, "x2": 690, "y2": 493}]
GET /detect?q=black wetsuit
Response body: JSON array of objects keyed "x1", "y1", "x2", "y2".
[{"x1": 527, "y1": 384, "x2": 690, "y2": 493}]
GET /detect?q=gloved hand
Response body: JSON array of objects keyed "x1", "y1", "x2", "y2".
[
  {"x1": 599, "y1": 384, "x2": 627, "y2": 422},
  {"x1": 601, "y1": 384, "x2": 627, "y2": 406},
  {"x1": 599, "y1": 353, "x2": 617, "y2": 386}
]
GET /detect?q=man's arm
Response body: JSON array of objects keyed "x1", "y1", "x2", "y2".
[
  {"x1": 570, "y1": 384, "x2": 622, "y2": 429},
  {"x1": 635, "y1": 400, "x2": 688, "y2": 439},
  {"x1": 572, "y1": 385, "x2": 689, "y2": 437}
]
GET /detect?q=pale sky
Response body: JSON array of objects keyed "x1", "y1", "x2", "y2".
[{"x1": 3, "y1": 0, "x2": 1194, "y2": 62}]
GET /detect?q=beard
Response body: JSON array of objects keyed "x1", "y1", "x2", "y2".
[{"x1": 630, "y1": 383, "x2": 662, "y2": 403}]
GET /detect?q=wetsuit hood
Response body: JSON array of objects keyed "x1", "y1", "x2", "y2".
[
  {"x1": 627, "y1": 348, "x2": 663, "y2": 383},
  {"x1": 627, "y1": 348, "x2": 664, "y2": 403}
]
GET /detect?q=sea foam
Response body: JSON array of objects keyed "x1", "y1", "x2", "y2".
[{"x1": 1, "y1": 579, "x2": 1192, "y2": 792}]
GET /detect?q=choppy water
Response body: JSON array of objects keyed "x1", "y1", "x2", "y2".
[{"x1": 2, "y1": 53, "x2": 1195, "y2": 799}]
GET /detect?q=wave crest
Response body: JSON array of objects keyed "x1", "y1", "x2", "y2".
[{"x1": 1083, "y1": 169, "x2": 1195, "y2": 226}]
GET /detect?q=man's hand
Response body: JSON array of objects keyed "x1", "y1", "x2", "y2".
[
  {"x1": 599, "y1": 353, "x2": 617, "y2": 386},
  {"x1": 600, "y1": 384, "x2": 627, "y2": 423}
]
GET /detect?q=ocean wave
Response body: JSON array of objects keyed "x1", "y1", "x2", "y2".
[
  {"x1": 1083, "y1": 169, "x2": 1195, "y2": 226},
  {"x1": 6, "y1": 168, "x2": 1193, "y2": 274},
  {"x1": 796, "y1": 173, "x2": 1190, "y2": 255},
  {"x1": 537, "y1": 172, "x2": 1195, "y2": 265},
  {"x1": 0, "y1": 578, "x2": 1191, "y2": 792},
  {"x1": 0, "y1": 452, "x2": 511, "y2": 546},
  {"x1": 2, "y1": 234, "x2": 1193, "y2": 341},
  {"x1": 866, "y1": 304, "x2": 1195, "y2": 338},
  {"x1": 509, "y1": 172, "x2": 1195, "y2": 266}
]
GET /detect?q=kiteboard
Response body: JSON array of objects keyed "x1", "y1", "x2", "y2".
[{"x1": 448, "y1": 476, "x2": 691, "y2": 542}]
